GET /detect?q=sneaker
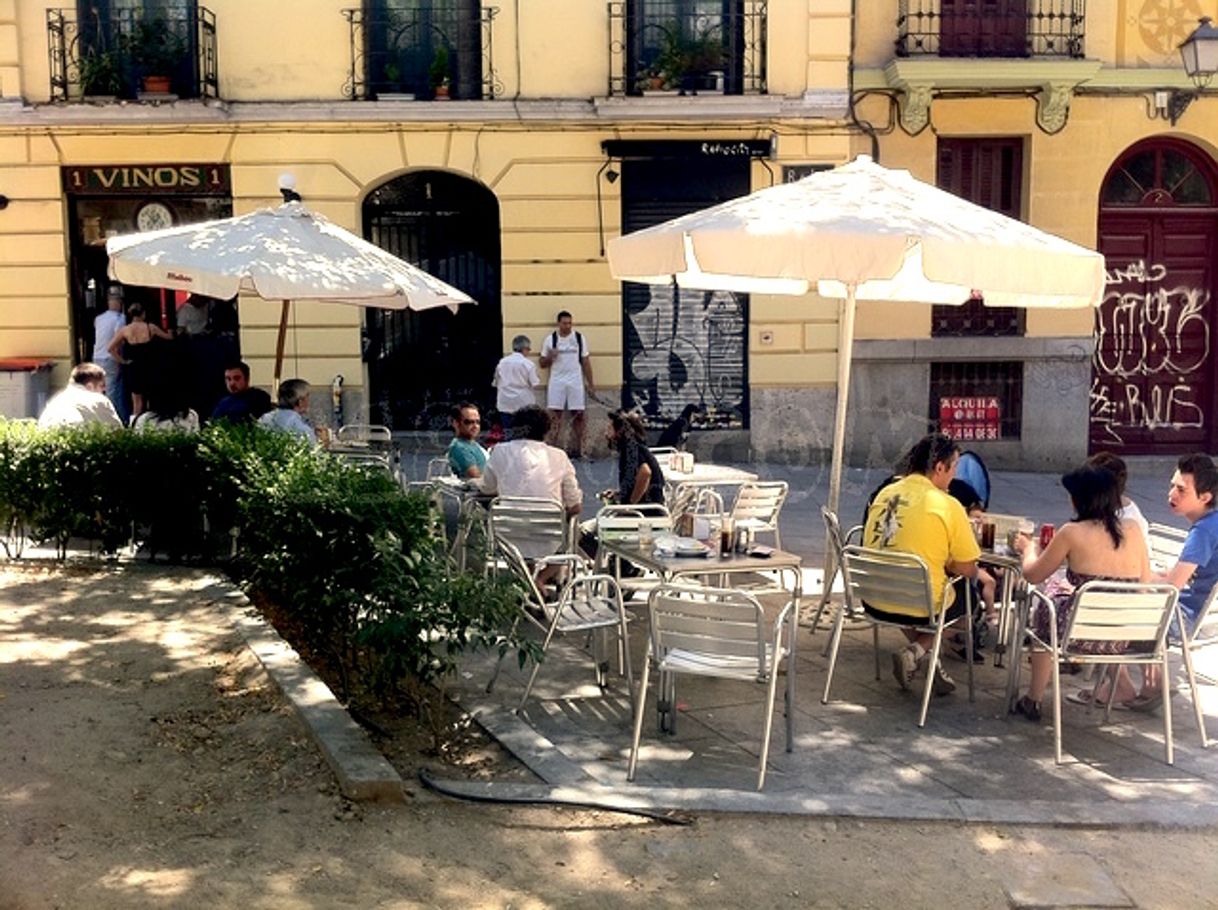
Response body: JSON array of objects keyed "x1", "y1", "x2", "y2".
[
  {"x1": 930, "y1": 660, "x2": 956, "y2": 696},
  {"x1": 891, "y1": 645, "x2": 918, "y2": 691}
]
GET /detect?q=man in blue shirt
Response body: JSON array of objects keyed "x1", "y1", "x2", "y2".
[
  {"x1": 1161, "y1": 453, "x2": 1218, "y2": 628},
  {"x1": 446, "y1": 402, "x2": 487, "y2": 479}
]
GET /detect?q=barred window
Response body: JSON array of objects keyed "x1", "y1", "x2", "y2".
[{"x1": 930, "y1": 361, "x2": 1022, "y2": 440}]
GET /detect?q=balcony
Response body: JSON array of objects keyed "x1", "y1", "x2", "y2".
[
  {"x1": 343, "y1": 3, "x2": 500, "y2": 101},
  {"x1": 47, "y1": 4, "x2": 218, "y2": 101},
  {"x1": 608, "y1": 0, "x2": 766, "y2": 97},
  {"x1": 895, "y1": 0, "x2": 1085, "y2": 58}
]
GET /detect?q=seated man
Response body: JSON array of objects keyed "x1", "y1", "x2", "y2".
[
  {"x1": 211, "y1": 361, "x2": 273, "y2": 424},
  {"x1": 481, "y1": 406, "x2": 581, "y2": 517},
  {"x1": 258, "y1": 378, "x2": 317, "y2": 444},
  {"x1": 446, "y1": 402, "x2": 488, "y2": 479},
  {"x1": 863, "y1": 433, "x2": 980, "y2": 695},
  {"x1": 37, "y1": 362, "x2": 123, "y2": 430},
  {"x1": 1159, "y1": 453, "x2": 1218, "y2": 634}
]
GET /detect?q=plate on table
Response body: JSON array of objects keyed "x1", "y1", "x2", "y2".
[{"x1": 673, "y1": 537, "x2": 711, "y2": 557}]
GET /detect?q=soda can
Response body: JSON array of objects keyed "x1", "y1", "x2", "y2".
[{"x1": 1039, "y1": 523, "x2": 1055, "y2": 549}]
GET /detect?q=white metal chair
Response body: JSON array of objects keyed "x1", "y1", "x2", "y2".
[
  {"x1": 628, "y1": 584, "x2": 795, "y2": 790},
  {"x1": 1176, "y1": 584, "x2": 1218, "y2": 747},
  {"x1": 823, "y1": 545, "x2": 974, "y2": 727},
  {"x1": 426, "y1": 456, "x2": 452, "y2": 480},
  {"x1": 489, "y1": 495, "x2": 570, "y2": 563},
  {"x1": 668, "y1": 483, "x2": 725, "y2": 535},
  {"x1": 729, "y1": 481, "x2": 788, "y2": 550},
  {"x1": 811, "y1": 506, "x2": 863, "y2": 651},
  {"x1": 487, "y1": 537, "x2": 633, "y2": 714},
  {"x1": 594, "y1": 502, "x2": 673, "y2": 592},
  {"x1": 1014, "y1": 581, "x2": 1198, "y2": 764}
]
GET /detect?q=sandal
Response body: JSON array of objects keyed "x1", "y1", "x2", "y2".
[
  {"x1": 1010, "y1": 695, "x2": 1043, "y2": 723},
  {"x1": 1125, "y1": 691, "x2": 1177, "y2": 714}
]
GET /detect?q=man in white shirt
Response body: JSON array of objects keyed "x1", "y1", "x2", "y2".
[
  {"x1": 92, "y1": 286, "x2": 128, "y2": 423},
  {"x1": 37, "y1": 362, "x2": 123, "y2": 430},
  {"x1": 481, "y1": 406, "x2": 581, "y2": 517},
  {"x1": 493, "y1": 335, "x2": 541, "y2": 428},
  {"x1": 539, "y1": 311, "x2": 594, "y2": 458}
]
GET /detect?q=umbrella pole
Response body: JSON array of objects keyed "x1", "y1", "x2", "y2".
[
  {"x1": 273, "y1": 299, "x2": 290, "y2": 388},
  {"x1": 826, "y1": 286, "x2": 857, "y2": 520}
]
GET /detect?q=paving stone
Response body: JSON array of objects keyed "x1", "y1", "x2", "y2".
[{"x1": 1002, "y1": 853, "x2": 1132, "y2": 908}]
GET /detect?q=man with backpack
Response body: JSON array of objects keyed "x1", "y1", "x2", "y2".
[{"x1": 539, "y1": 310, "x2": 595, "y2": 459}]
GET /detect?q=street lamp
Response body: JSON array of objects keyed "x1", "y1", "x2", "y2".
[{"x1": 1168, "y1": 17, "x2": 1218, "y2": 124}]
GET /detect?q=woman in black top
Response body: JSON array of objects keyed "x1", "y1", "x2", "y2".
[{"x1": 606, "y1": 409, "x2": 665, "y2": 505}]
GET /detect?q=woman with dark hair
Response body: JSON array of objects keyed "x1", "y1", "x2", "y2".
[
  {"x1": 1009, "y1": 466, "x2": 1151, "y2": 721},
  {"x1": 107, "y1": 302, "x2": 172, "y2": 419},
  {"x1": 132, "y1": 381, "x2": 200, "y2": 433},
  {"x1": 604, "y1": 409, "x2": 665, "y2": 506}
]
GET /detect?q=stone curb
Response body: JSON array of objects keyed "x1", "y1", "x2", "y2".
[{"x1": 201, "y1": 579, "x2": 405, "y2": 804}]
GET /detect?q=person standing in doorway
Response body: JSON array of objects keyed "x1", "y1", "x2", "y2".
[
  {"x1": 93, "y1": 285, "x2": 129, "y2": 424},
  {"x1": 539, "y1": 310, "x2": 594, "y2": 459},
  {"x1": 107, "y1": 302, "x2": 172, "y2": 420},
  {"x1": 492, "y1": 335, "x2": 541, "y2": 433}
]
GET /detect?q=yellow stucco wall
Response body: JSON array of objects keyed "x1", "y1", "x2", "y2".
[{"x1": 0, "y1": 1, "x2": 859, "y2": 400}]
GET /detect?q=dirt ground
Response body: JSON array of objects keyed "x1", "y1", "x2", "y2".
[{"x1": 3, "y1": 562, "x2": 1218, "y2": 909}]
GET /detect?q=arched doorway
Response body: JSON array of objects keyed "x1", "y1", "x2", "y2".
[
  {"x1": 1090, "y1": 138, "x2": 1218, "y2": 453},
  {"x1": 362, "y1": 171, "x2": 501, "y2": 429}
]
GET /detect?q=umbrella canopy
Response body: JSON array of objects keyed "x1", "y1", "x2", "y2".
[
  {"x1": 607, "y1": 155, "x2": 1106, "y2": 516},
  {"x1": 107, "y1": 201, "x2": 475, "y2": 384}
]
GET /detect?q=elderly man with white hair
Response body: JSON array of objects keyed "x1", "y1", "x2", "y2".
[{"x1": 492, "y1": 334, "x2": 541, "y2": 431}]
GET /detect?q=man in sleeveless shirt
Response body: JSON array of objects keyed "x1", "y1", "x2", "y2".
[{"x1": 539, "y1": 311, "x2": 594, "y2": 459}]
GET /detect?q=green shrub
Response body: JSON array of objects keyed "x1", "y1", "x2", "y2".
[{"x1": 0, "y1": 418, "x2": 535, "y2": 702}]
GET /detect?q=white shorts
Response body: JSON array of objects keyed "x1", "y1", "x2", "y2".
[{"x1": 547, "y1": 379, "x2": 585, "y2": 411}]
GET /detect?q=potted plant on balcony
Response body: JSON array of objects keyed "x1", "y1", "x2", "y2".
[
  {"x1": 652, "y1": 28, "x2": 725, "y2": 95},
  {"x1": 429, "y1": 45, "x2": 451, "y2": 100},
  {"x1": 77, "y1": 45, "x2": 122, "y2": 99},
  {"x1": 126, "y1": 18, "x2": 186, "y2": 94}
]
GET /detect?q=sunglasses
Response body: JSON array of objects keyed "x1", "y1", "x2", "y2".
[{"x1": 461, "y1": 418, "x2": 481, "y2": 425}]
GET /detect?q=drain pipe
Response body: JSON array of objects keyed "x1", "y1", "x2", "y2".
[
  {"x1": 848, "y1": 0, "x2": 880, "y2": 162},
  {"x1": 331, "y1": 374, "x2": 344, "y2": 429}
]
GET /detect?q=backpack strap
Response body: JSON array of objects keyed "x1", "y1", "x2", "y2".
[{"x1": 551, "y1": 330, "x2": 586, "y2": 358}]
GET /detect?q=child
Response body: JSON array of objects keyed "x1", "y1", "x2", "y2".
[{"x1": 948, "y1": 478, "x2": 998, "y2": 660}]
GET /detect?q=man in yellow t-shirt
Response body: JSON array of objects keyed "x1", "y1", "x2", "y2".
[{"x1": 863, "y1": 434, "x2": 981, "y2": 694}]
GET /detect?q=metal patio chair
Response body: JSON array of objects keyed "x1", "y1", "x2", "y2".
[
  {"x1": 823, "y1": 545, "x2": 975, "y2": 727},
  {"x1": 1012, "y1": 581, "x2": 1198, "y2": 764},
  {"x1": 627, "y1": 583, "x2": 795, "y2": 790},
  {"x1": 811, "y1": 506, "x2": 863, "y2": 652},
  {"x1": 729, "y1": 481, "x2": 788, "y2": 550}
]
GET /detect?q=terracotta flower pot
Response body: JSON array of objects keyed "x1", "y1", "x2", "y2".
[{"x1": 142, "y1": 75, "x2": 171, "y2": 94}]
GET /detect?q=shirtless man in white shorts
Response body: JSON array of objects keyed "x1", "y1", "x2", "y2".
[{"x1": 539, "y1": 310, "x2": 595, "y2": 458}]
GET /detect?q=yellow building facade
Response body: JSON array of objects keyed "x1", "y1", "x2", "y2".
[
  {"x1": 853, "y1": 0, "x2": 1218, "y2": 467},
  {"x1": 0, "y1": 0, "x2": 856, "y2": 458},
  {"x1": 2, "y1": 1, "x2": 1215, "y2": 467}
]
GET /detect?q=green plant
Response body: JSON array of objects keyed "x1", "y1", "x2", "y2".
[
  {"x1": 78, "y1": 45, "x2": 122, "y2": 95},
  {"x1": 652, "y1": 25, "x2": 725, "y2": 89},
  {"x1": 428, "y1": 45, "x2": 450, "y2": 89},
  {"x1": 125, "y1": 17, "x2": 187, "y2": 74}
]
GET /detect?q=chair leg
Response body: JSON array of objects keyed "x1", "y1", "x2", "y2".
[
  {"x1": 757, "y1": 665, "x2": 781, "y2": 791},
  {"x1": 517, "y1": 617, "x2": 563, "y2": 714},
  {"x1": 1052, "y1": 654, "x2": 1063, "y2": 764},
  {"x1": 964, "y1": 587, "x2": 975, "y2": 703},
  {"x1": 1162, "y1": 653, "x2": 1175, "y2": 766},
  {"x1": 1180, "y1": 638, "x2": 1210, "y2": 748},
  {"x1": 918, "y1": 618, "x2": 948, "y2": 728},
  {"x1": 821, "y1": 605, "x2": 847, "y2": 704},
  {"x1": 627, "y1": 649, "x2": 652, "y2": 782}
]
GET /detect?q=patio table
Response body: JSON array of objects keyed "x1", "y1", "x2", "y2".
[
  {"x1": 663, "y1": 462, "x2": 758, "y2": 487},
  {"x1": 597, "y1": 537, "x2": 802, "y2": 735}
]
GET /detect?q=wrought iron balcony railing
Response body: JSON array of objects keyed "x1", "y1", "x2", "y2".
[
  {"x1": 343, "y1": 4, "x2": 500, "y2": 100},
  {"x1": 47, "y1": 4, "x2": 218, "y2": 101},
  {"x1": 896, "y1": 0, "x2": 1085, "y2": 58},
  {"x1": 608, "y1": 0, "x2": 766, "y2": 97}
]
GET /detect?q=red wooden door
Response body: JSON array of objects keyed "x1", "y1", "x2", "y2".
[
  {"x1": 939, "y1": 0, "x2": 1028, "y2": 57},
  {"x1": 1092, "y1": 142, "x2": 1218, "y2": 453}
]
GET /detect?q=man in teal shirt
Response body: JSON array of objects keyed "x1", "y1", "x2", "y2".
[{"x1": 446, "y1": 402, "x2": 488, "y2": 478}]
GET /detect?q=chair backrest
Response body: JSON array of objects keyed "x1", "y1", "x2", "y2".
[
  {"x1": 426, "y1": 456, "x2": 452, "y2": 480},
  {"x1": 334, "y1": 451, "x2": 393, "y2": 474},
  {"x1": 337, "y1": 423, "x2": 392, "y2": 449},
  {"x1": 494, "y1": 535, "x2": 547, "y2": 606},
  {"x1": 490, "y1": 496, "x2": 569, "y2": 560},
  {"x1": 1062, "y1": 581, "x2": 1178, "y2": 656},
  {"x1": 1148, "y1": 523, "x2": 1187, "y2": 569},
  {"x1": 648, "y1": 584, "x2": 769, "y2": 676},
  {"x1": 840, "y1": 545, "x2": 937, "y2": 620},
  {"x1": 596, "y1": 503, "x2": 673, "y2": 541},
  {"x1": 731, "y1": 481, "x2": 788, "y2": 529},
  {"x1": 822, "y1": 506, "x2": 848, "y2": 561}
]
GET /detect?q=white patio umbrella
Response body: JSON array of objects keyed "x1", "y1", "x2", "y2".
[
  {"x1": 607, "y1": 154, "x2": 1105, "y2": 517},
  {"x1": 106, "y1": 200, "x2": 475, "y2": 385}
]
